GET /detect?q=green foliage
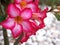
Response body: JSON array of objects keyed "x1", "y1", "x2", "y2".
[
  {"x1": 55, "y1": 14, "x2": 60, "y2": 21},
  {"x1": 1, "y1": 0, "x2": 10, "y2": 5},
  {"x1": 0, "y1": 15, "x2": 7, "y2": 22},
  {"x1": 0, "y1": 0, "x2": 9, "y2": 22},
  {"x1": 40, "y1": 0, "x2": 60, "y2": 6}
]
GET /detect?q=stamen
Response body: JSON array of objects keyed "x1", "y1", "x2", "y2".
[
  {"x1": 15, "y1": 16, "x2": 23, "y2": 24},
  {"x1": 20, "y1": 1, "x2": 27, "y2": 7}
]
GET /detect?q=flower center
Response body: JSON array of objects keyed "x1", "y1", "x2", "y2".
[
  {"x1": 20, "y1": 1, "x2": 27, "y2": 8},
  {"x1": 15, "y1": 16, "x2": 23, "y2": 24}
]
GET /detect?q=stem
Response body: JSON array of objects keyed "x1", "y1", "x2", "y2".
[
  {"x1": 2, "y1": 27, "x2": 9, "y2": 45},
  {"x1": 14, "y1": 32, "x2": 23, "y2": 45}
]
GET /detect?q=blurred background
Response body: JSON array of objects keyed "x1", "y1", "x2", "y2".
[{"x1": 0, "y1": 0, "x2": 60, "y2": 45}]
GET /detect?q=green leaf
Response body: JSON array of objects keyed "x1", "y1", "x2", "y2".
[
  {"x1": 0, "y1": 15, "x2": 7, "y2": 22},
  {"x1": 40, "y1": 0, "x2": 60, "y2": 6},
  {"x1": 55, "y1": 14, "x2": 60, "y2": 21}
]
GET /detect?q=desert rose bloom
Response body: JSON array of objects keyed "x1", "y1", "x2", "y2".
[
  {"x1": 1, "y1": 3, "x2": 38, "y2": 38},
  {"x1": 1, "y1": 0, "x2": 48, "y2": 43},
  {"x1": 14, "y1": 0, "x2": 47, "y2": 29}
]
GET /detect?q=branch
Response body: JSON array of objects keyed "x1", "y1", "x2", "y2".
[{"x1": 2, "y1": 27, "x2": 9, "y2": 45}]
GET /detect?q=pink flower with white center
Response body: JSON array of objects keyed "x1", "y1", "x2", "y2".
[{"x1": 1, "y1": 3, "x2": 36, "y2": 38}]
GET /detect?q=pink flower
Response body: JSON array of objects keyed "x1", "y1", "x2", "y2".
[
  {"x1": 1, "y1": 0, "x2": 48, "y2": 43},
  {"x1": 1, "y1": 3, "x2": 37, "y2": 38},
  {"x1": 14, "y1": 0, "x2": 46, "y2": 30}
]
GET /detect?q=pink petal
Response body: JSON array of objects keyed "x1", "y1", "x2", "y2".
[
  {"x1": 14, "y1": 0, "x2": 33, "y2": 3},
  {"x1": 39, "y1": 8, "x2": 48, "y2": 19},
  {"x1": 38, "y1": 18, "x2": 45, "y2": 29},
  {"x1": 21, "y1": 21, "x2": 32, "y2": 32},
  {"x1": 34, "y1": 0, "x2": 39, "y2": 5},
  {"x1": 14, "y1": 0, "x2": 22, "y2": 3},
  {"x1": 39, "y1": 11, "x2": 47, "y2": 19},
  {"x1": 26, "y1": 3, "x2": 38, "y2": 13},
  {"x1": 20, "y1": 33, "x2": 29, "y2": 43},
  {"x1": 7, "y1": 3, "x2": 20, "y2": 18},
  {"x1": 32, "y1": 13, "x2": 41, "y2": 18},
  {"x1": 24, "y1": 0, "x2": 33, "y2": 2},
  {"x1": 39, "y1": 22, "x2": 45, "y2": 29},
  {"x1": 1, "y1": 18, "x2": 15, "y2": 29},
  {"x1": 15, "y1": 4, "x2": 22, "y2": 10},
  {"x1": 33, "y1": 10, "x2": 47, "y2": 19},
  {"x1": 29, "y1": 20, "x2": 39, "y2": 32},
  {"x1": 21, "y1": 21, "x2": 34, "y2": 36},
  {"x1": 21, "y1": 8, "x2": 32, "y2": 20},
  {"x1": 11, "y1": 24, "x2": 22, "y2": 38}
]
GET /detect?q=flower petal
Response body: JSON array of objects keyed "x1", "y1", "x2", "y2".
[
  {"x1": 39, "y1": 8, "x2": 48, "y2": 19},
  {"x1": 24, "y1": 0, "x2": 33, "y2": 2},
  {"x1": 14, "y1": 0, "x2": 22, "y2": 3},
  {"x1": 20, "y1": 33, "x2": 29, "y2": 43},
  {"x1": 1, "y1": 18, "x2": 15, "y2": 29},
  {"x1": 14, "y1": 0, "x2": 33, "y2": 3},
  {"x1": 15, "y1": 4, "x2": 22, "y2": 10},
  {"x1": 26, "y1": 3, "x2": 38, "y2": 13},
  {"x1": 29, "y1": 20, "x2": 39, "y2": 32},
  {"x1": 34, "y1": 0, "x2": 39, "y2": 5},
  {"x1": 37, "y1": 18, "x2": 45, "y2": 29},
  {"x1": 7, "y1": 3, "x2": 20, "y2": 18},
  {"x1": 11, "y1": 24, "x2": 22, "y2": 38},
  {"x1": 32, "y1": 9, "x2": 47, "y2": 19},
  {"x1": 21, "y1": 21, "x2": 34, "y2": 36},
  {"x1": 39, "y1": 22, "x2": 45, "y2": 29},
  {"x1": 21, "y1": 21, "x2": 32, "y2": 32},
  {"x1": 39, "y1": 11, "x2": 47, "y2": 19},
  {"x1": 21, "y1": 8, "x2": 32, "y2": 20}
]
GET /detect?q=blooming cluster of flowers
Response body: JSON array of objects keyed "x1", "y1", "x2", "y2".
[{"x1": 1, "y1": 0, "x2": 48, "y2": 43}]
